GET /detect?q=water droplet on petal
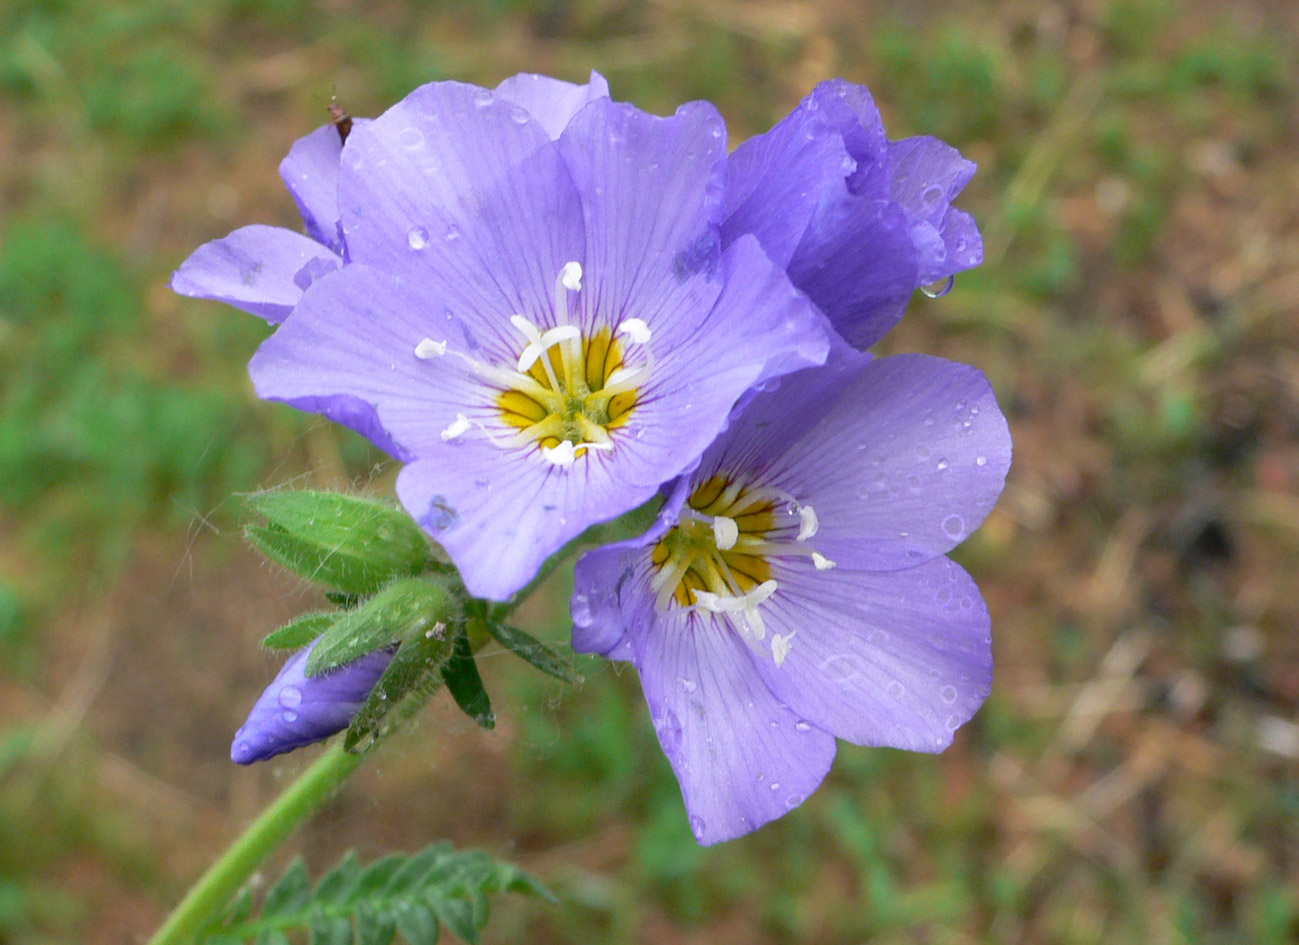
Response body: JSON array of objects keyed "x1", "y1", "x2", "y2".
[
  {"x1": 770, "y1": 781, "x2": 781, "y2": 791},
  {"x1": 976, "y1": 455, "x2": 988, "y2": 467},
  {"x1": 922, "y1": 183, "x2": 944, "y2": 206},
  {"x1": 795, "y1": 720, "x2": 812, "y2": 733},
  {"x1": 281, "y1": 710, "x2": 299, "y2": 723},
  {"x1": 408, "y1": 227, "x2": 429, "y2": 250},
  {"x1": 784, "y1": 794, "x2": 802, "y2": 809},
  {"x1": 887, "y1": 680, "x2": 905, "y2": 698},
  {"x1": 278, "y1": 686, "x2": 303, "y2": 709},
  {"x1": 920, "y1": 275, "x2": 955, "y2": 298},
  {"x1": 936, "y1": 459, "x2": 949, "y2": 471},
  {"x1": 942, "y1": 514, "x2": 965, "y2": 539},
  {"x1": 678, "y1": 677, "x2": 697, "y2": 693},
  {"x1": 689, "y1": 815, "x2": 707, "y2": 837},
  {"x1": 510, "y1": 106, "x2": 530, "y2": 124},
  {"x1": 444, "y1": 224, "x2": 461, "y2": 242},
  {"x1": 473, "y1": 88, "x2": 493, "y2": 107},
  {"x1": 940, "y1": 685, "x2": 958, "y2": 704}
]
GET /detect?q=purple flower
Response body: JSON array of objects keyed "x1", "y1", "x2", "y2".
[
  {"x1": 170, "y1": 72, "x2": 612, "y2": 324},
  {"x1": 231, "y1": 640, "x2": 394, "y2": 764},
  {"x1": 723, "y1": 80, "x2": 983, "y2": 350},
  {"x1": 570, "y1": 343, "x2": 1011, "y2": 844},
  {"x1": 243, "y1": 79, "x2": 830, "y2": 600}
]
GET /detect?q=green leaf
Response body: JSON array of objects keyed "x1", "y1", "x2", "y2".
[
  {"x1": 313, "y1": 852, "x2": 362, "y2": 905},
  {"x1": 307, "y1": 907, "x2": 352, "y2": 945},
  {"x1": 480, "y1": 619, "x2": 577, "y2": 683},
  {"x1": 261, "y1": 858, "x2": 311, "y2": 916},
  {"x1": 201, "y1": 843, "x2": 551, "y2": 945},
  {"x1": 442, "y1": 630, "x2": 494, "y2": 729},
  {"x1": 430, "y1": 897, "x2": 477, "y2": 944},
  {"x1": 394, "y1": 903, "x2": 440, "y2": 945},
  {"x1": 355, "y1": 903, "x2": 397, "y2": 945},
  {"x1": 261, "y1": 612, "x2": 335, "y2": 651},
  {"x1": 242, "y1": 490, "x2": 430, "y2": 595},
  {"x1": 306, "y1": 576, "x2": 459, "y2": 677},
  {"x1": 343, "y1": 621, "x2": 456, "y2": 752}
]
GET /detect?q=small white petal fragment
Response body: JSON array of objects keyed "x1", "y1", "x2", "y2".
[
  {"x1": 771, "y1": 632, "x2": 795, "y2": 667},
  {"x1": 542, "y1": 440, "x2": 577, "y2": 468},
  {"x1": 560, "y1": 261, "x2": 583, "y2": 291},
  {"x1": 811, "y1": 552, "x2": 837, "y2": 571},
  {"x1": 617, "y1": 318, "x2": 652, "y2": 344},
  {"x1": 440, "y1": 413, "x2": 471, "y2": 442},
  {"x1": 414, "y1": 338, "x2": 447, "y2": 359},
  {"x1": 712, "y1": 515, "x2": 739, "y2": 550},
  {"x1": 797, "y1": 505, "x2": 819, "y2": 542}
]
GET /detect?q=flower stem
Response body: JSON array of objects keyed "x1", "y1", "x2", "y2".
[{"x1": 147, "y1": 745, "x2": 364, "y2": 945}]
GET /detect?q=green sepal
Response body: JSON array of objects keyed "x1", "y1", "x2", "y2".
[
  {"x1": 442, "y1": 630, "x2": 494, "y2": 729},
  {"x1": 305, "y1": 576, "x2": 460, "y2": 678},
  {"x1": 242, "y1": 490, "x2": 429, "y2": 595},
  {"x1": 343, "y1": 619, "x2": 457, "y2": 752},
  {"x1": 260, "y1": 612, "x2": 335, "y2": 651},
  {"x1": 480, "y1": 618, "x2": 578, "y2": 684}
]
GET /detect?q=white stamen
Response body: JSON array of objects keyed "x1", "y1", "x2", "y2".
[
  {"x1": 811, "y1": 552, "x2": 837, "y2": 571},
  {"x1": 771, "y1": 632, "x2": 795, "y2": 667},
  {"x1": 617, "y1": 318, "x2": 652, "y2": 344},
  {"x1": 440, "y1": 413, "x2": 471, "y2": 442},
  {"x1": 712, "y1": 515, "x2": 739, "y2": 551},
  {"x1": 542, "y1": 441, "x2": 577, "y2": 468},
  {"x1": 560, "y1": 261, "x2": 583, "y2": 292},
  {"x1": 516, "y1": 324, "x2": 580, "y2": 371},
  {"x1": 797, "y1": 505, "x2": 819, "y2": 542},
  {"x1": 414, "y1": 338, "x2": 447, "y2": 359},
  {"x1": 692, "y1": 580, "x2": 777, "y2": 618}
]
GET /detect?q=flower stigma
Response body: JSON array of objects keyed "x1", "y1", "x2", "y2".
[{"x1": 649, "y1": 476, "x2": 837, "y2": 666}]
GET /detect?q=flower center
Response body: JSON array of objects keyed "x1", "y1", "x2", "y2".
[
  {"x1": 412, "y1": 262, "x2": 653, "y2": 469},
  {"x1": 650, "y1": 475, "x2": 836, "y2": 665}
]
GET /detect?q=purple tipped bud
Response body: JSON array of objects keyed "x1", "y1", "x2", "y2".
[{"x1": 231, "y1": 640, "x2": 393, "y2": 764}]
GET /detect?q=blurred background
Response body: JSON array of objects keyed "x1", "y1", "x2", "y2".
[{"x1": 1, "y1": 0, "x2": 1297, "y2": 942}]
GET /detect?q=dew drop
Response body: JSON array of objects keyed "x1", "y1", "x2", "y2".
[
  {"x1": 278, "y1": 686, "x2": 303, "y2": 709},
  {"x1": 770, "y1": 781, "x2": 781, "y2": 791},
  {"x1": 868, "y1": 630, "x2": 889, "y2": 646},
  {"x1": 678, "y1": 677, "x2": 697, "y2": 694},
  {"x1": 920, "y1": 275, "x2": 955, "y2": 298},
  {"x1": 397, "y1": 126, "x2": 424, "y2": 151},
  {"x1": 940, "y1": 685, "x2": 958, "y2": 704},
  {"x1": 976, "y1": 455, "x2": 988, "y2": 467},
  {"x1": 510, "y1": 106, "x2": 530, "y2": 124},
  {"x1": 784, "y1": 794, "x2": 802, "y2": 810},
  {"x1": 946, "y1": 714, "x2": 962, "y2": 732},
  {"x1": 795, "y1": 720, "x2": 812, "y2": 733},
  {"x1": 936, "y1": 459, "x2": 949, "y2": 471},
  {"x1": 922, "y1": 183, "x2": 944, "y2": 206},
  {"x1": 886, "y1": 680, "x2": 905, "y2": 698},
  {"x1": 281, "y1": 710, "x2": 299, "y2": 723},
  {"x1": 942, "y1": 514, "x2": 965, "y2": 539},
  {"x1": 689, "y1": 815, "x2": 707, "y2": 837},
  {"x1": 407, "y1": 227, "x2": 429, "y2": 250},
  {"x1": 571, "y1": 593, "x2": 591, "y2": 624},
  {"x1": 443, "y1": 224, "x2": 461, "y2": 242},
  {"x1": 473, "y1": 88, "x2": 493, "y2": 106}
]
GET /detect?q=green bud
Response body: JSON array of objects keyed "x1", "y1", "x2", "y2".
[
  {"x1": 345, "y1": 618, "x2": 457, "y2": 752},
  {"x1": 242, "y1": 490, "x2": 429, "y2": 595},
  {"x1": 305, "y1": 576, "x2": 460, "y2": 677}
]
